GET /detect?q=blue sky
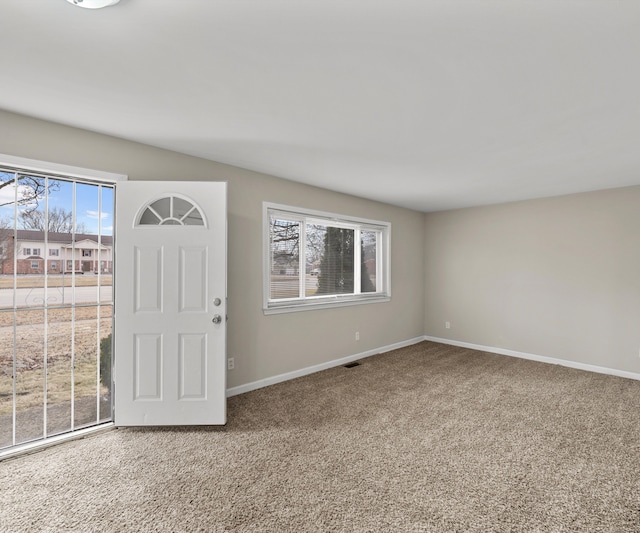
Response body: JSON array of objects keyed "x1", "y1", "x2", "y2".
[{"x1": 0, "y1": 174, "x2": 114, "y2": 235}]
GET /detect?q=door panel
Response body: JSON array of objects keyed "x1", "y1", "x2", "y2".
[
  {"x1": 179, "y1": 246, "x2": 207, "y2": 313},
  {"x1": 134, "y1": 334, "x2": 163, "y2": 400},
  {"x1": 115, "y1": 182, "x2": 226, "y2": 426},
  {"x1": 178, "y1": 334, "x2": 207, "y2": 400},
  {"x1": 134, "y1": 246, "x2": 163, "y2": 313}
]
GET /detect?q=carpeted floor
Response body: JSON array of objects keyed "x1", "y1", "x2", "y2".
[{"x1": 1, "y1": 341, "x2": 639, "y2": 532}]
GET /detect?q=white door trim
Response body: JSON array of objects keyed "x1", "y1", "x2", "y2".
[{"x1": 0, "y1": 153, "x2": 128, "y2": 183}]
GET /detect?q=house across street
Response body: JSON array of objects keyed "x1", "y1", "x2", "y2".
[{"x1": 0, "y1": 230, "x2": 113, "y2": 276}]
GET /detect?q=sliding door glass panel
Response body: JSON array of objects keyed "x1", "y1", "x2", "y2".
[
  {"x1": 0, "y1": 168, "x2": 115, "y2": 453},
  {"x1": 46, "y1": 307, "x2": 73, "y2": 437},
  {"x1": 76, "y1": 183, "x2": 98, "y2": 282},
  {"x1": 73, "y1": 305, "x2": 99, "y2": 429},
  {"x1": 97, "y1": 187, "x2": 113, "y2": 303},
  {"x1": 98, "y1": 305, "x2": 113, "y2": 422},
  {"x1": 42, "y1": 179, "x2": 73, "y2": 308},
  {"x1": 13, "y1": 174, "x2": 52, "y2": 310},
  {"x1": 0, "y1": 313, "x2": 14, "y2": 448},
  {"x1": 14, "y1": 309, "x2": 45, "y2": 446}
]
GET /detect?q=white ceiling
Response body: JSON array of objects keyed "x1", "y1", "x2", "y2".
[{"x1": 1, "y1": 0, "x2": 639, "y2": 212}]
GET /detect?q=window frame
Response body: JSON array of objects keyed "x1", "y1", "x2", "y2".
[{"x1": 263, "y1": 202, "x2": 391, "y2": 314}]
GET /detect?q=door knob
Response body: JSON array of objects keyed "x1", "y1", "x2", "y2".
[
  {"x1": 212, "y1": 314, "x2": 222, "y2": 324},
  {"x1": 213, "y1": 298, "x2": 222, "y2": 306}
]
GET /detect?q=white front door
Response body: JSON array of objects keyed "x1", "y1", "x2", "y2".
[{"x1": 114, "y1": 181, "x2": 227, "y2": 426}]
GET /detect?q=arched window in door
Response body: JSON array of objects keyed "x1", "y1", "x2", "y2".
[{"x1": 137, "y1": 195, "x2": 206, "y2": 227}]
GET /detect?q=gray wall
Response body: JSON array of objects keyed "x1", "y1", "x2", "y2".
[
  {"x1": 4, "y1": 108, "x2": 638, "y2": 383},
  {"x1": 424, "y1": 186, "x2": 640, "y2": 374},
  {"x1": 0, "y1": 109, "x2": 426, "y2": 389}
]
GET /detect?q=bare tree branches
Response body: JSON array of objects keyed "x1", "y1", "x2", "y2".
[
  {"x1": 270, "y1": 219, "x2": 300, "y2": 262},
  {"x1": 1, "y1": 173, "x2": 86, "y2": 234},
  {"x1": 19, "y1": 207, "x2": 87, "y2": 234},
  {"x1": 0, "y1": 173, "x2": 60, "y2": 213}
]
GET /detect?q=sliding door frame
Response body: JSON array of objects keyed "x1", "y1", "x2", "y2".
[{"x1": 0, "y1": 154, "x2": 126, "y2": 460}]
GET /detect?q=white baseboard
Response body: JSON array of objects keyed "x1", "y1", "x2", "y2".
[
  {"x1": 424, "y1": 336, "x2": 640, "y2": 382},
  {"x1": 226, "y1": 336, "x2": 425, "y2": 398}
]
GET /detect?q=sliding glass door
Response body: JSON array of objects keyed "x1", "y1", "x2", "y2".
[{"x1": 0, "y1": 169, "x2": 114, "y2": 451}]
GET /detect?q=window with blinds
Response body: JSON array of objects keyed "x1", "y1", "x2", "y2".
[{"x1": 264, "y1": 203, "x2": 390, "y2": 313}]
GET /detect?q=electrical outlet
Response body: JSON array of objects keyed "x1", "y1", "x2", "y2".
[
  {"x1": 227, "y1": 357, "x2": 235, "y2": 371},
  {"x1": 445, "y1": 321, "x2": 451, "y2": 329},
  {"x1": 355, "y1": 331, "x2": 360, "y2": 341}
]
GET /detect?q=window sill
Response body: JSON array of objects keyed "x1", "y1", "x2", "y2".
[{"x1": 263, "y1": 294, "x2": 390, "y2": 315}]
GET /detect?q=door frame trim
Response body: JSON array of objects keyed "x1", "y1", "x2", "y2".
[{"x1": 0, "y1": 154, "x2": 128, "y2": 184}]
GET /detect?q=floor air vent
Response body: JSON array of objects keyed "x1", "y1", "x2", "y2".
[{"x1": 343, "y1": 362, "x2": 361, "y2": 368}]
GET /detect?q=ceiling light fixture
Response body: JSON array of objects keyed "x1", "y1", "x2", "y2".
[{"x1": 66, "y1": 0, "x2": 121, "y2": 8}]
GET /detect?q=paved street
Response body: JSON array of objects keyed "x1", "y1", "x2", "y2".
[{"x1": 0, "y1": 286, "x2": 112, "y2": 308}]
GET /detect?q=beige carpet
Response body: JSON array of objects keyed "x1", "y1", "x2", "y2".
[{"x1": 1, "y1": 341, "x2": 639, "y2": 532}]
